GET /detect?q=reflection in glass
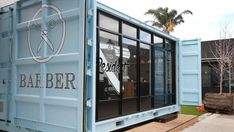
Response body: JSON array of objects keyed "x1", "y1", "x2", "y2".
[
  {"x1": 96, "y1": 12, "x2": 177, "y2": 121},
  {"x1": 123, "y1": 23, "x2": 137, "y2": 38},
  {"x1": 154, "y1": 35, "x2": 163, "y2": 47},
  {"x1": 122, "y1": 38, "x2": 137, "y2": 114},
  {"x1": 122, "y1": 38, "x2": 137, "y2": 97},
  {"x1": 140, "y1": 30, "x2": 151, "y2": 43},
  {"x1": 167, "y1": 50, "x2": 172, "y2": 104},
  {"x1": 166, "y1": 40, "x2": 172, "y2": 50},
  {"x1": 140, "y1": 43, "x2": 151, "y2": 110},
  {"x1": 99, "y1": 31, "x2": 120, "y2": 99},
  {"x1": 97, "y1": 31, "x2": 120, "y2": 120},
  {"x1": 166, "y1": 40, "x2": 174, "y2": 105},
  {"x1": 154, "y1": 40, "x2": 176, "y2": 107},
  {"x1": 154, "y1": 49, "x2": 165, "y2": 107},
  {"x1": 99, "y1": 14, "x2": 119, "y2": 32}
]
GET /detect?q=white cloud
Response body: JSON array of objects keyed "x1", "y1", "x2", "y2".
[
  {"x1": 98, "y1": 0, "x2": 234, "y2": 41},
  {"x1": 1, "y1": 0, "x2": 234, "y2": 41}
]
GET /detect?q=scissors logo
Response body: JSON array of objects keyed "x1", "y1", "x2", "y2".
[{"x1": 27, "y1": 4, "x2": 66, "y2": 63}]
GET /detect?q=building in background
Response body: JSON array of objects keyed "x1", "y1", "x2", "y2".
[{"x1": 201, "y1": 39, "x2": 234, "y2": 98}]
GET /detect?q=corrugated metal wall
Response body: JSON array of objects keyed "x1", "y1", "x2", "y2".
[
  {"x1": 0, "y1": 5, "x2": 13, "y2": 123},
  {"x1": 11, "y1": 0, "x2": 86, "y2": 131}
]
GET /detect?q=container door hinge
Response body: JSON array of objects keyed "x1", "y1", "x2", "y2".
[
  {"x1": 88, "y1": 9, "x2": 93, "y2": 16},
  {"x1": 88, "y1": 39, "x2": 93, "y2": 46},
  {"x1": 88, "y1": 9, "x2": 93, "y2": 21},
  {"x1": 86, "y1": 99, "x2": 92, "y2": 108},
  {"x1": 87, "y1": 69, "x2": 92, "y2": 76}
]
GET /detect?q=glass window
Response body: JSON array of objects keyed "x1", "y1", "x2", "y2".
[
  {"x1": 140, "y1": 43, "x2": 152, "y2": 110},
  {"x1": 154, "y1": 49, "x2": 165, "y2": 107},
  {"x1": 97, "y1": 101, "x2": 120, "y2": 120},
  {"x1": 211, "y1": 65, "x2": 220, "y2": 87},
  {"x1": 122, "y1": 38, "x2": 137, "y2": 98},
  {"x1": 166, "y1": 48, "x2": 173, "y2": 105},
  {"x1": 154, "y1": 35, "x2": 163, "y2": 47},
  {"x1": 140, "y1": 30, "x2": 151, "y2": 43},
  {"x1": 166, "y1": 40, "x2": 176, "y2": 105},
  {"x1": 97, "y1": 31, "x2": 120, "y2": 120},
  {"x1": 96, "y1": 11, "x2": 177, "y2": 121},
  {"x1": 123, "y1": 23, "x2": 137, "y2": 38},
  {"x1": 122, "y1": 38, "x2": 138, "y2": 114},
  {"x1": 202, "y1": 64, "x2": 212, "y2": 87},
  {"x1": 153, "y1": 40, "x2": 176, "y2": 107},
  {"x1": 166, "y1": 40, "x2": 172, "y2": 50},
  {"x1": 122, "y1": 98, "x2": 137, "y2": 114},
  {"x1": 99, "y1": 14, "x2": 119, "y2": 32}
]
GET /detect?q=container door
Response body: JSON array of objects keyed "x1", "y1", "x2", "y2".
[
  {"x1": 179, "y1": 39, "x2": 202, "y2": 106},
  {"x1": 0, "y1": 7, "x2": 13, "y2": 122},
  {"x1": 13, "y1": 0, "x2": 87, "y2": 132}
]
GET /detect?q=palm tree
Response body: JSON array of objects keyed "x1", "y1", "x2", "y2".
[{"x1": 145, "y1": 7, "x2": 192, "y2": 34}]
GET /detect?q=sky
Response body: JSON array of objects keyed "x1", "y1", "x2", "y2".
[
  {"x1": 1, "y1": 0, "x2": 234, "y2": 41},
  {"x1": 97, "y1": 0, "x2": 234, "y2": 41}
]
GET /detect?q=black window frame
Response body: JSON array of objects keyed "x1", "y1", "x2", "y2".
[{"x1": 96, "y1": 10, "x2": 176, "y2": 121}]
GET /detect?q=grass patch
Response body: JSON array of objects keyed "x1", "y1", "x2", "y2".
[{"x1": 180, "y1": 105, "x2": 205, "y2": 116}]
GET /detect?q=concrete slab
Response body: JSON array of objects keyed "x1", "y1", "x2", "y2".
[
  {"x1": 182, "y1": 113, "x2": 234, "y2": 132},
  {"x1": 127, "y1": 114, "x2": 197, "y2": 132}
]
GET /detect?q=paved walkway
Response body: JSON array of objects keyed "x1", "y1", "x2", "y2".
[
  {"x1": 182, "y1": 113, "x2": 234, "y2": 132},
  {"x1": 127, "y1": 114, "x2": 197, "y2": 132}
]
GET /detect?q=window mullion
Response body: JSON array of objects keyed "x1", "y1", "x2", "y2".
[
  {"x1": 163, "y1": 38, "x2": 167, "y2": 106},
  {"x1": 96, "y1": 11, "x2": 100, "y2": 121},
  {"x1": 119, "y1": 20, "x2": 123, "y2": 115},
  {"x1": 137, "y1": 28, "x2": 140, "y2": 111}
]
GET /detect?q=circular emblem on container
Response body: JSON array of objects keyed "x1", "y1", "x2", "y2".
[{"x1": 27, "y1": 4, "x2": 66, "y2": 63}]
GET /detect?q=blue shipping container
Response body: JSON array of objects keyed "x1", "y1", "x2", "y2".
[{"x1": 0, "y1": 0, "x2": 202, "y2": 132}]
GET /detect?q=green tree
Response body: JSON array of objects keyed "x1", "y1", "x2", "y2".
[{"x1": 145, "y1": 7, "x2": 192, "y2": 34}]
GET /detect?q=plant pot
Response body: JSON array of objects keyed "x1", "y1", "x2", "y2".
[{"x1": 204, "y1": 93, "x2": 233, "y2": 112}]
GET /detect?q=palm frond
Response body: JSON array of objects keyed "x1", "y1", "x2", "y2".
[
  {"x1": 181, "y1": 10, "x2": 193, "y2": 15},
  {"x1": 168, "y1": 9, "x2": 177, "y2": 19},
  {"x1": 152, "y1": 22, "x2": 163, "y2": 28},
  {"x1": 144, "y1": 7, "x2": 192, "y2": 33},
  {"x1": 176, "y1": 19, "x2": 185, "y2": 24},
  {"x1": 144, "y1": 9, "x2": 158, "y2": 15}
]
